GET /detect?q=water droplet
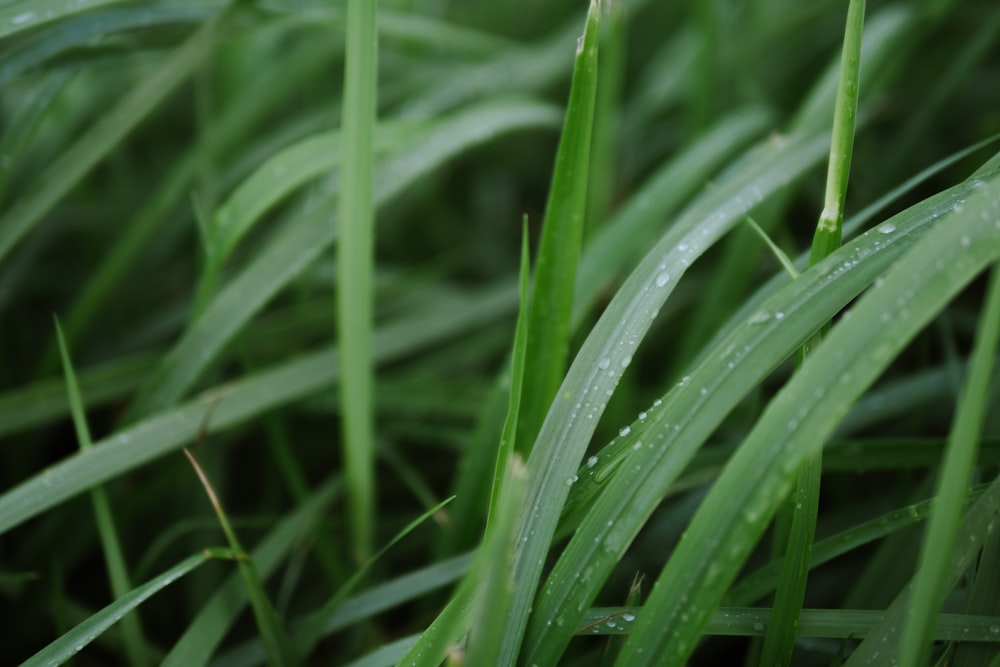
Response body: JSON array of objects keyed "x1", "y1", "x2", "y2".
[
  {"x1": 621, "y1": 355, "x2": 632, "y2": 368},
  {"x1": 655, "y1": 271, "x2": 671, "y2": 287},
  {"x1": 753, "y1": 621, "x2": 765, "y2": 632},
  {"x1": 619, "y1": 426, "x2": 631, "y2": 437},
  {"x1": 878, "y1": 223, "x2": 896, "y2": 234},
  {"x1": 774, "y1": 312, "x2": 785, "y2": 320},
  {"x1": 598, "y1": 357, "x2": 611, "y2": 370},
  {"x1": 638, "y1": 411, "x2": 647, "y2": 420},
  {"x1": 623, "y1": 613, "x2": 635, "y2": 622},
  {"x1": 587, "y1": 456, "x2": 598, "y2": 468}
]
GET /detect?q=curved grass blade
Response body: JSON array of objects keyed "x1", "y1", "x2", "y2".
[
  {"x1": 0, "y1": 3, "x2": 216, "y2": 86},
  {"x1": 525, "y1": 178, "x2": 990, "y2": 665},
  {"x1": 515, "y1": 0, "x2": 600, "y2": 453},
  {"x1": 899, "y1": 264, "x2": 1000, "y2": 665},
  {"x1": 128, "y1": 98, "x2": 560, "y2": 419},
  {"x1": 22, "y1": 548, "x2": 237, "y2": 667},
  {"x1": 0, "y1": 0, "x2": 139, "y2": 39},
  {"x1": 615, "y1": 174, "x2": 1000, "y2": 667},
  {"x1": 0, "y1": 12, "x2": 223, "y2": 267},
  {"x1": 504, "y1": 127, "x2": 833, "y2": 665}
]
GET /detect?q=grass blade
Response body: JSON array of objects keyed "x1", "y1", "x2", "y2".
[
  {"x1": 0, "y1": 12, "x2": 222, "y2": 267},
  {"x1": 55, "y1": 318, "x2": 148, "y2": 667},
  {"x1": 515, "y1": 0, "x2": 601, "y2": 452},
  {"x1": 615, "y1": 173, "x2": 1000, "y2": 666},
  {"x1": 763, "y1": 2, "x2": 866, "y2": 663},
  {"x1": 899, "y1": 264, "x2": 1000, "y2": 664},
  {"x1": 22, "y1": 549, "x2": 235, "y2": 667},
  {"x1": 183, "y1": 449, "x2": 296, "y2": 666},
  {"x1": 336, "y1": 0, "x2": 379, "y2": 563},
  {"x1": 127, "y1": 99, "x2": 559, "y2": 419}
]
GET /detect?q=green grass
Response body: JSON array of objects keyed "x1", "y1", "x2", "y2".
[{"x1": 2, "y1": 1, "x2": 1000, "y2": 666}]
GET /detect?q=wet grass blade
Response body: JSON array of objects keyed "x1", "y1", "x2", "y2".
[
  {"x1": 899, "y1": 264, "x2": 1000, "y2": 665},
  {"x1": 515, "y1": 0, "x2": 601, "y2": 453},
  {"x1": 763, "y1": 2, "x2": 866, "y2": 663},
  {"x1": 22, "y1": 549, "x2": 237, "y2": 667},
  {"x1": 615, "y1": 173, "x2": 1000, "y2": 666}
]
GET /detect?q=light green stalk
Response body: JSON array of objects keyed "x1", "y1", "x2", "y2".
[{"x1": 337, "y1": 0, "x2": 378, "y2": 562}]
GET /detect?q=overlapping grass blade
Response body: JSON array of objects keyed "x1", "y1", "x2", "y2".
[
  {"x1": 22, "y1": 548, "x2": 237, "y2": 667},
  {"x1": 127, "y1": 98, "x2": 560, "y2": 419},
  {"x1": 0, "y1": 0, "x2": 140, "y2": 39},
  {"x1": 764, "y1": 2, "x2": 865, "y2": 663},
  {"x1": 577, "y1": 607, "x2": 1000, "y2": 642},
  {"x1": 0, "y1": 281, "x2": 518, "y2": 536},
  {"x1": 160, "y1": 478, "x2": 337, "y2": 666},
  {"x1": 509, "y1": 126, "x2": 833, "y2": 664},
  {"x1": 899, "y1": 265, "x2": 1000, "y2": 664},
  {"x1": 526, "y1": 176, "x2": 990, "y2": 664},
  {"x1": 845, "y1": 470, "x2": 1000, "y2": 666},
  {"x1": 0, "y1": 11, "x2": 223, "y2": 266},
  {"x1": 616, "y1": 174, "x2": 1000, "y2": 666}
]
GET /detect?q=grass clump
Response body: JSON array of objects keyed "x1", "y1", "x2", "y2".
[{"x1": 2, "y1": 1, "x2": 1000, "y2": 665}]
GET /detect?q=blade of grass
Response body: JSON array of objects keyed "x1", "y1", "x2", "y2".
[
  {"x1": 486, "y1": 220, "x2": 531, "y2": 531},
  {"x1": 845, "y1": 470, "x2": 1000, "y2": 666},
  {"x1": 21, "y1": 548, "x2": 238, "y2": 667},
  {"x1": 296, "y1": 496, "x2": 455, "y2": 658},
  {"x1": 952, "y1": 527, "x2": 1000, "y2": 666},
  {"x1": 55, "y1": 318, "x2": 149, "y2": 667},
  {"x1": 726, "y1": 481, "x2": 992, "y2": 606},
  {"x1": 161, "y1": 478, "x2": 338, "y2": 667},
  {"x1": 336, "y1": 0, "x2": 378, "y2": 563},
  {"x1": 0, "y1": 11, "x2": 223, "y2": 267},
  {"x1": 0, "y1": 0, "x2": 138, "y2": 39},
  {"x1": 525, "y1": 166, "x2": 981, "y2": 667},
  {"x1": 615, "y1": 171, "x2": 1000, "y2": 667},
  {"x1": 899, "y1": 264, "x2": 1000, "y2": 665},
  {"x1": 183, "y1": 449, "x2": 296, "y2": 667},
  {"x1": 127, "y1": 98, "x2": 560, "y2": 419},
  {"x1": 465, "y1": 456, "x2": 528, "y2": 665},
  {"x1": 0, "y1": 281, "x2": 520, "y2": 537},
  {"x1": 764, "y1": 2, "x2": 865, "y2": 663},
  {"x1": 515, "y1": 0, "x2": 601, "y2": 453},
  {"x1": 514, "y1": 126, "x2": 834, "y2": 665},
  {"x1": 577, "y1": 607, "x2": 1000, "y2": 642}
]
